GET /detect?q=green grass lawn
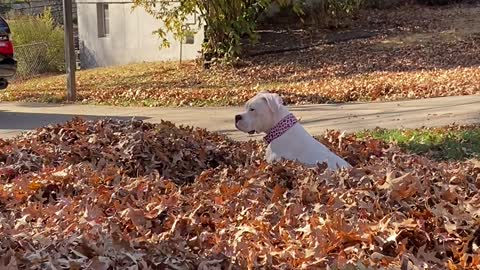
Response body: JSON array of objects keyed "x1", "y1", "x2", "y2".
[{"x1": 357, "y1": 125, "x2": 480, "y2": 161}]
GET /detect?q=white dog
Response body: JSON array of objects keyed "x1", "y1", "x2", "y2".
[{"x1": 235, "y1": 92, "x2": 352, "y2": 170}]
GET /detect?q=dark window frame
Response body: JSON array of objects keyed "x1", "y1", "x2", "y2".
[{"x1": 97, "y1": 3, "x2": 109, "y2": 38}]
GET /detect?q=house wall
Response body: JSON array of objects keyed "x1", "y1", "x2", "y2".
[{"x1": 76, "y1": 0, "x2": 204, "y2": 68}]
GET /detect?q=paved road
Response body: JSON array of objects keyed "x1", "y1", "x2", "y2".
[{"x1": 0, "y1": 95, "x2": 479, "y2": 140}]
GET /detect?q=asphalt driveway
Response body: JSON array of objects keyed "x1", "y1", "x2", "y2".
[{"x1": 1, "y1": 94, "x2": 479, "y2": 140}]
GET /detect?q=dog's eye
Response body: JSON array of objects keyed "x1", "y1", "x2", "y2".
[{"x1": 249, "y1": 108, "x2": 255, "y2": 112}]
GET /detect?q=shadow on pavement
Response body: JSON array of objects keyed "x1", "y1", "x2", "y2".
[{"x1": 0, "y1": 111, "x2": 149, "y2": 131}]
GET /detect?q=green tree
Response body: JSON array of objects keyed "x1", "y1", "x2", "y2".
[{"x1": 132, "y1": 0, "x2": 303, "y2": 63}]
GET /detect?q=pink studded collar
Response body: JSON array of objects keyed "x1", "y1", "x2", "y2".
[{"x1": 264, "y1": 113, "x2": 298, "y2": 145}]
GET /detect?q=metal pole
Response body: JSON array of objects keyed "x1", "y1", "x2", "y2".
[
  {"x1": 179, "y1": 36, "x2": 183, "y2": 64},
  {"x1": 63, "y1": 0, "x2": 76, "y2": 101}
]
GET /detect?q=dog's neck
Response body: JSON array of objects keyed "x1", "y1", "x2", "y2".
[
  {"x1": 270, "y1": 107, "x2": 291, "y2": 129},
  {"x1": 264, "y1": 110, "x2": 298, "y2": 144}
]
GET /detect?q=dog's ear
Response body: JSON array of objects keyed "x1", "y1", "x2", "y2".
[{"x1": 261, "y1": 92, "x2": 284, "y2": 113}]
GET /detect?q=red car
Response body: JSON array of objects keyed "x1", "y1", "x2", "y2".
[{"x1": 0, "y1": 16, "x2": 16, "y2": 89}]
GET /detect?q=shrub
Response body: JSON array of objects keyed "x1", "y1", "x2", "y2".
[
  {"x1": 301, "y1": 0, "x2": 366, "y2": 28},
  {"x1": 265, "y1": 0, "x2": 366, "y2": 29},
  {"x1": 8, "y1": 8, "x2": 65, "y2": 76}
]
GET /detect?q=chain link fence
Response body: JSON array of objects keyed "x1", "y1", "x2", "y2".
[
  {"x1": 13, "y1": 42, "x2": 81, "y2": 81},
  {"x1": 14, "y1": 42, "x2": 59, "y2": 80}
]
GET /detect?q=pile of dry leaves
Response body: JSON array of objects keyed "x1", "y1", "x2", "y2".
[{"x1": 1, "y1": 118, "x2": 479, "y2": 269}]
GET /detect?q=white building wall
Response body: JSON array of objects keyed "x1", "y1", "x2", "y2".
[{"x1": 77, "y1": 0, "x2": 204, "y2": 68}]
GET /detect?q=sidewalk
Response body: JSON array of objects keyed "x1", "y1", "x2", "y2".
[{"x1": 0, "y1": 94, "x2": 479, "y2": 140}]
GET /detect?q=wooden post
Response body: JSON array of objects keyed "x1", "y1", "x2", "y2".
[{"x1": 63, "y1": 0, "x2": 76, "y2": 101}]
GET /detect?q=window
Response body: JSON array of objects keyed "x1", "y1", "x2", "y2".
[{"x1": 97, "y1": 3, "x2": 109, "y2": 37}]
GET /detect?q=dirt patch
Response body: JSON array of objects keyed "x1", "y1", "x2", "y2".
[
  {"x1": 244, "y1": 3, "x2": 480, "y2": 56},
  {"x1": 377, "y1": 6, "x2": 480, "y2": 47}
]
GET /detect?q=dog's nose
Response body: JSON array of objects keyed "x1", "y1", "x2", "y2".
[{"x1": 235, "y1": 115, "x2": 242, "y2": 122}]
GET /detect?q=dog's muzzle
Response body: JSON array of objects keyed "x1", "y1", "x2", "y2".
[{"x1": 235, "y1": 114, "x2": 255, "y2": 134}]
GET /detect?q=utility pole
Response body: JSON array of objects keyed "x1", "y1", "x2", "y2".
[{"x1": 63, "y1": 0, "x2": 76, "y2": 101}]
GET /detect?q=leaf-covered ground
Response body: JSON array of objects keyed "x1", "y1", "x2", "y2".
[
  {"x1": 1, "y1": 118, "x2": 480, "y2": 269},
  {"x1": 2, "y1": 4, "x2": 480, "y2": 107}
]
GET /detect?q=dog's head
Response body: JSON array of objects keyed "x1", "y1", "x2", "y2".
[{"x1": 235, "y1": 92, "x2": 287, "y2": 134}]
